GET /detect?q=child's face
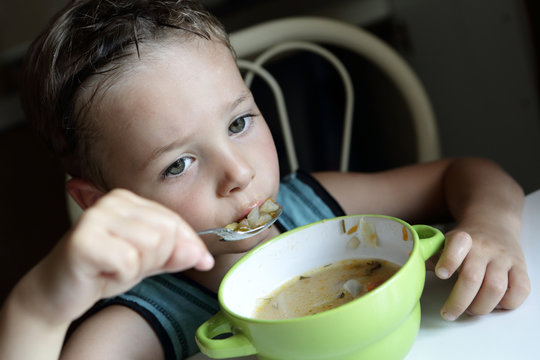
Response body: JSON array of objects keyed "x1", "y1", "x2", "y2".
[{"x1": 88, "y1": 39, "x2": 280, "y2": 254}]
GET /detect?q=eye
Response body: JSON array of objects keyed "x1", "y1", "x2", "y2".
[
  {"x1": 162, "y1": 156, "x2": 194, "y2": 178},
  {"x1": 228, "y1": 114, "x2": 253, "y2": 135}
]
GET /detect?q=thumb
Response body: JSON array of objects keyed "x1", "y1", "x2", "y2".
[{"x1": 435, "y1": 230, "x2": 472, "y2": 279}]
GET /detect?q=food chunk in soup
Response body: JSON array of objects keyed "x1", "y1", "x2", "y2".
[
  {"x1": 255, "y1": 259, "x2": 400, "y2": 320},
  {"x1": 226, "y1": 199, "x2": 280, "y2": 231}
]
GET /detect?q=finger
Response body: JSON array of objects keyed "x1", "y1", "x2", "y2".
[
  {"x1": 124, "y1": 202, "x2": 215, "y2": 273},
  {"x1": 105, "y1": 214, "x2": 178, "y2": 275},
  {"x1": 99, "y1": 194, "x2": 215, "y2": 273},
  {"x1": 70, "y1": 228, "x2": 140, "y2": 285},
  {"x1": 161, "y1": 221, "x2": 214, "y2": 273},
  {"x1": 440, "y1": 255, "x2": 486, "y2": 321},
  {"x1": 94, "y1": 190, "x2": 211, "y2": 270},
  {"x1": 435, "y1": 230, "x2": 472, "y2": 279},
  {"x1": 77, "y1": 204, "x2": 166, "y2": 268},
  {"x1": 467, "y1": 261, "x2": 509, "y2": 315},
  {"x1": 80, "y1": 193, "x2": 212, "y2": 276},
  {"x1": 103, "y1": 206, "x2": 213, "y2": 274},
  {"x1": 193, "y1": 252, "x2": 215, "y2": 271},
  {"x1": 497, "y1": 266, "x2": 531, "y2": 309}
]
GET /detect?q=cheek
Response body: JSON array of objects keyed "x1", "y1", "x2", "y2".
[
  {"x1": 253, "y1": 126, "x2": 280, "y2": 195},
  {"x1": 262, "y1": 142, "x2": 280, "y2": 182},
  {"x1": 259, "y1": 127, "x2": 279, "y2": 172},
  {"x1": 150, "y1": 185, "x2": 212, "y2": 231},
  {"x1": 251, "y1": 119, "x2": 276, "y2": 157}
]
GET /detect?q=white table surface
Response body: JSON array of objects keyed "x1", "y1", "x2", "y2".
[{"x1": 189, "y1": 189, "x2": 540, "y2": 360}]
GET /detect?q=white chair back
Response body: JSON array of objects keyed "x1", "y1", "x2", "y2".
[{"x1": 230, "y1": 17, "x2": 440, "y2": 172}]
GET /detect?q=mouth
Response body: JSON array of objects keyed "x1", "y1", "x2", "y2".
[
  {"x1": 235, "y1": 200, "x2": 263, "y2": 223},
  {"x1": 226, "y1": 198, "x2": 281, "y2": 233}
]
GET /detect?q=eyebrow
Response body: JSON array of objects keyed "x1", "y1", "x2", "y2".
[
  {"x1": 141, "y1": 91, "x2": 253, "y2": 170},
  {"x1": 228, "y1": 91, "x2": 252, "y2": 113}
]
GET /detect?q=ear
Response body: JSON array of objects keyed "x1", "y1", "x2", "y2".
[{"x1": 66, "y1": 177, "x2": 105, "y2": 210}]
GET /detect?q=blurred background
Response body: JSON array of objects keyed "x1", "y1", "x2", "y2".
[{"x1": 1, "y1": 0, "x2": 539, "y2": 302}]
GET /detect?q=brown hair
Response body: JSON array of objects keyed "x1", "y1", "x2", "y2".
[{"x1": 20, "y1": 0, "x2": 232, "y2": 188}]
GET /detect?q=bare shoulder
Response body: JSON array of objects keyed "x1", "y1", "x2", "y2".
[
  {"x1": 61, "y1": 305, "x2": 164, "y2": 360},
  {"x1": 311, "y1": 159, "x2": 454, "y2": 221}
]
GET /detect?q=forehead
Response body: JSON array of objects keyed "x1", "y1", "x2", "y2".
[
  {"x1": 98, "y1": 39, "x2": 243, "y2": 132},
  {"x1": 86, "y1": 39, "x2": 247, "y2": 183},
  {"x1": 101, "y1": 38, "x2": 238, "y2": 105}
]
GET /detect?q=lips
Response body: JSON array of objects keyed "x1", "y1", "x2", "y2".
[{"x1": 235, "y1": 200, "x2": 262, "y2": 223}]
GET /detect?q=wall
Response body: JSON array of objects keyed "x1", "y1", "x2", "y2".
[
  {"x1": 391, "y1": 0, "x2": 540, "y2": 193},
  {"x1": 0, "y1": 0, "x2": 67, "y2": 56}
]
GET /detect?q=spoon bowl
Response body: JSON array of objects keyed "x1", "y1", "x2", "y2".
[{"x1": 197, "y1": 205, "x2": 282, "y2": 241}]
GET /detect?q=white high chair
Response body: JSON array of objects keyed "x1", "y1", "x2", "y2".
[
  {"x1": 66, "y1": 16, "x2": 441, "y2": 223},
  {"x1": 230, "y1": 16, "x2": 440, "y2": 173}
]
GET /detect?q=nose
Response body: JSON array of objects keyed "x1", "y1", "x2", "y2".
[{"x1": 214, "y1": 145, "x2": 255, "y2": 197}]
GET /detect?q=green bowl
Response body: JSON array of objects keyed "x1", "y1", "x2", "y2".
[{"x1": 197, "y1": 215, "x2": 445, "y2": 359}]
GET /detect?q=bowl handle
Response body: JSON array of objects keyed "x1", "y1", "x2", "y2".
[
  {"x1": 412, "y1": 224, "x2": 445, "y2": 261},
  {"x1": 196, "y1": 311, "x2": 257, "y2": 358}
]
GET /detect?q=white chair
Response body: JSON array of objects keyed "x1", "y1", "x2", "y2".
[{"x1": 230, "y1": 16, "x2": 440, "y2": 173}]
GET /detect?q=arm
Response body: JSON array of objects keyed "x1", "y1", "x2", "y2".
[
  {"x1": 0, "y1": 289, "x2": 67, "y2": 359},
  {"x1": 61, "y1": 306, "x2": 164, "y2": 360},
  {"x1": 0, "y1": 189, "x2": 214, "y2": 359},
  {"x1": 313, "y1": 157, "x2": 530, "y2": 320}
]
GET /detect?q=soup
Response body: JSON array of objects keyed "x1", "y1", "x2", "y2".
[{"x1": 254, "y1": 258, "x2": 400, "y2": 320}]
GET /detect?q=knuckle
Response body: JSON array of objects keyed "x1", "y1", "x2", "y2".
[
  {"x1": 510, "y1": 276, "x2": 531, "y2": 299},
  {"x1": 98, "y1": 189, "x2": 133, "y2": 208},
  {"x1": 517, "y1": 278, "x2": 532, "y2": 297},
  {"x1": 78, "y1": 206, "x2": 102, "y2": 224},
  {"x1": 146, "y1": 232, "x2": 163, "y2": 250},
  {"x1": 440, "y1": 254, "x2": 460, "y2": 269},
  {"x1": 100, "y1": 190, "x2": 121, "y2": 204},
  {"x1": 483, "y1": 277, "x2": 507, "y2": 296},
  {"x1": 161, "y1": 216, "x2": 180, "y2": 235},
  {"x1": 501, "y1": 297, "x2": 522, "y2": 310},
  {"x1": 459, "y1": 268, "x2": 483, "y2": 287},
  {"x1": 171, "y1": 219, "x2": 197, "y2": 241},
  {"x1": 451, "y1": 230, "x2": 472, "y2": 244},
  {"x1": 108, "y1": 188, "x2": 130, "y2": 198},
  {"x1": 117, "y1": 247, "x2": 141, "y2": 279},
  {"x1": 139, "y1": 226, "x2": 163, "y2": 248},
  {"x1": 468, "y1": 305, "x2": 490, "y2": 316}
]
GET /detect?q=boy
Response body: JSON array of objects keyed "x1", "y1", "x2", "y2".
[{"x1": 0, "y1": 0, "x2": 530, "y2": 359}]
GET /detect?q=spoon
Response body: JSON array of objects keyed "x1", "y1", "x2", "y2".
[{"x1": 197, "y1": 205, "x2": 282, "y2": 241}]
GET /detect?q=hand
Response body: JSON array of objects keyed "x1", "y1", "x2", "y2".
[
  {"x1": 434, "y1": 221, "x2": 530, "y2": 321},
  {"x1": 19, "y1": 189, "x2": 214, "y2": 326}
]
